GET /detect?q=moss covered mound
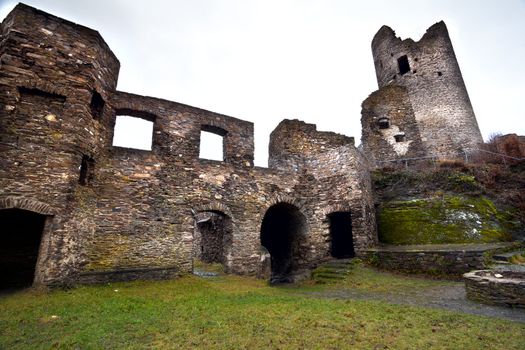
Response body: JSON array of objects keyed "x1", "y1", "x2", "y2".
[{"x1": 378, "y1": 195, "x2": 515, "y2": 244}]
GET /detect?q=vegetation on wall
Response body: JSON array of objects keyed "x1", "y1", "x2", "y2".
[{"x1": 373, "y1": 161, "x2": 524, "y2": 245}]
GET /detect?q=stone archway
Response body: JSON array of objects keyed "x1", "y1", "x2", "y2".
[
  {"x1": 0, "y1": 208, "x2": 48, "y2": 290},
  {"x1": 0, "y1": 197, "x2": 55, "y2": 289},
  {"x1": 260, "y1": 202, "x2": 307, "y2": 284},
  {"x1": 193, "y1": 210, "x2": 233, "y2": 271}
]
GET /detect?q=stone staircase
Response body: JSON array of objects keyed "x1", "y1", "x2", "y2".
[
  {"x1": 311, "y1": 258, "x2": 356, "y2": 284},
  {"x1": 492, "y1": 250, "x2": 523, "y2": 264}
]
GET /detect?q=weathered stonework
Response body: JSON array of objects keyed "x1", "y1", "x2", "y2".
[
  {"x1": 0, "y1": 4, "x2": 375, "y2": 287},
  {"x1": 464, "y1": 269, "x2": 525, "y2": 308},
  {"x1": 363, "y1": 243, "x2": 514, "y2": 278},
  {"x1": 362, "y1": 21, "x2": 484, "y2": 164},
  {"x1": 492, "y1": 134, "x2": 525, "y2": 160}
]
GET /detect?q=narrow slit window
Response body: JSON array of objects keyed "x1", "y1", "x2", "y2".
[
  {"x1": 378, "y1": 118, "x2": 390, "y2": 129},
  {"x1": 112, "y1": 115, "x2": 154, "y2": 150},
  {"x1": 79, "y1": 155, "x2": 94, "y2": 185},
  {"x1": 90, "y1": 90, "x2": 105, "y2": 119},
  {"x1": 397, "y1": 55, "x2": 410, "y2": 75}
]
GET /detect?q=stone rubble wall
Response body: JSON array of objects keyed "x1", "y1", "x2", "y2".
[
  {"x1": 363, "y1": 247, "x2": 493, "y2": 277},
  {"x1": 464, "y1": 270, "x2": 525, "y2": 308},
  {"x1": 0, "y1": 4, "x2": 119, "y2": 285},
  {"x1": 361, "y1": 85, "x2": 426, "y2": 164},
  {"x1": 0, "y1": 4, "x2": 377, "y2": 286}
]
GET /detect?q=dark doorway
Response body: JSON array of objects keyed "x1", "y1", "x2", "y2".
[
  {"x1": 260, "y1": 203, "x2": 307, "y2": 284},
  {"x1": 0, "y1": 209, "x2": 47, "y2": 290},
  {"x1": 328, "y1": 212, "x2": 354, "y2": 259},
  {"x1": 193, "y1": 211, "x2": 232, "y2": 267}
]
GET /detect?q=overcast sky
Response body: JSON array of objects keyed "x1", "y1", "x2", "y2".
[{"x1": 1, "y1": 0, "x2": 524, "y2": 165}]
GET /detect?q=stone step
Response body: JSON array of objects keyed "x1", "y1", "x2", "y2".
[
  {"x1": 312, "y1": 258, "x2": 358, "y2": 284},
  {"x1": 312, "y1": 271, "x2": 348, "y2": 279},
  {"x1": 493, "y1": 250, "x2": 524, "y2": 262}
]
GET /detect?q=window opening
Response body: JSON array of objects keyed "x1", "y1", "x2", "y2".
[
  {"x1": 397, "y1": 55, "x2": 410, "y2": 75},
  {"x1": 79, "y1": 155, "x2": 94, "y2": 185},
  {"x1": 90, "y1": 90, "x2": 105, "y2": 119},
  {"x1": 394, "y1": 134, "x2": 406, "y2": 142},
  {"x1": 200, "y1": 125, "x2": 227, "y2": 161},
  {"x1": 378, "y1": 118, "x2": 390, "y2": 129},
  {"x1": 112, "y1": 115, "x2": 154, "y2": 151}
]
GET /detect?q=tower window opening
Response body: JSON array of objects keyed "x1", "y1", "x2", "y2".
[
  {"x1": 378, "y1": 118, "x2": 390, "y2": 129},
  {"x1": 397, "y1": 55, "x2": 410, "y2": 75},
  {"x1": 79, "y1": 155, "x2": 95, "y2": 185},
  {"x1": 437, "y1": 71, "x2": 443, "y2": 76},
  {"x1": 394, "y1": 134, "x2": 406, "y2": 142},
  {"x1": 90, "y1": 90, "x2": 105, "y2": 119}
]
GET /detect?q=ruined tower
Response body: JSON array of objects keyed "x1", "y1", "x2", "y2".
[{"x1": 362, "y1": 21, "x2": 483, "y2": 164}]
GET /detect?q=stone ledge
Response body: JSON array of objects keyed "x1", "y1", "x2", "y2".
[
  {"x1": 464, "y1": 269, "x2": 525, "y2": 308},
  {"x1": 362, "y1": 243, "x2": 517, "y2": 277}
]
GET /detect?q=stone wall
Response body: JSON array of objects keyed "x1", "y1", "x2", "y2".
[
  {"x1": 464, "y1": 270, "x2": 525, "y2": 308},
  {"x1": 0, "y1": 4, "x2": 376, "y2": 286},
  {"x1": 493, "y1": 134, "x2": 525, "y2": 160},
  {"x1": 361, "y1": 85, "x2": 426, "y2": 164},
  {"x1": 364, "y1": 21, "x2": 483, "y2": 163},
  {"x1": 0, "y1": 3, "x2": 119, "y2": 285},
  {"x1": 362, "y1": 244, "x2": 512, "y2": 277}
]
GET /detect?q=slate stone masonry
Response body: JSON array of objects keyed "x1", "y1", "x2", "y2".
[
  {"x1": 362, "y1": 21, "x2": 484, "y2": 164},
  {"x1": 0, "y1": 4, "x2": 375, "y2": 286}
]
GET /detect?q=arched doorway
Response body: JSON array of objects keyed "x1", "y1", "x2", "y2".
[
  {"x1": 260, "y1": 202, "x2": 307, "y2": 284},
  {"x1": 0, "y1": 208, "x2": 48, "y2": 290},
  {"x1": 193, "y1": 210, "x2": 232, "y2": 270},
  {"x1": 327, "y1": 211, "x2": 354, "y2": 259}
]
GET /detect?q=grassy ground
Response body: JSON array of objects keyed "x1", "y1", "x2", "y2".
[{"x1": 1, "y1": 267, "x2": 524, "y2": 349}]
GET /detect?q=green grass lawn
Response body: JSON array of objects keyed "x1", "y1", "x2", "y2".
[{"x1": 1, "y1": 267, "x2": 523, "y2": 349}]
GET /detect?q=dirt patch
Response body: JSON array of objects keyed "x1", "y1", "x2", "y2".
[{"x1": 302, "y1": 281, "x2": 525, "y2": 323}]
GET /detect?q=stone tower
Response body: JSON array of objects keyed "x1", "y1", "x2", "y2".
[
  {"x1": 0, "y1": 3, "x2": 120, "y2": 285},
  {"x1": 362, "y1": 21, "x2": 483, "y2": 164}
]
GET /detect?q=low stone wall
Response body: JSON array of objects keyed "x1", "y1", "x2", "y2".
[
  {"x1": 363, "y1": 243, "x2": 513, "y2": 277},
  {"x1": 77, "y1": 266, "x2": 181, "y2": 285},
  {"x1": 464, "y1": 270, "x2": 525, "y2": 308}
]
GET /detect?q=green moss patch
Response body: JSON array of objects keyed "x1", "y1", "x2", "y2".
[{"x1": 378, "y1": 195, "x2": 515, "y2": 244}]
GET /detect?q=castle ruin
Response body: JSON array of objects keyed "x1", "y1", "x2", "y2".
[
  {"x1": 361, "y1": 22, "x2": 483, "y2": 164},
  {"x1": 0, "y1": 4, "x2": 485, "y2": 289}
]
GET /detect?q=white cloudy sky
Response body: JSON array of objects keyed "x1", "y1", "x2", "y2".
[{"x1": 1, "y1": 0, "x2": 524, "y2": 165}]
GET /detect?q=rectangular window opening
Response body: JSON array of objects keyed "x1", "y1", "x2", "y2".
[
  {"x1": 397, "y1": 55, "x2": 410, "y2": 75},
  {"x1": 112, "y1": 115, "x2": 154, "y2": 151},
  {"x1": 200, "y1": 129, "x2": 225, "y2": 161},
  {"x1": 378, "y1": 118, "x2": 390, "y2": 129},
  {"x1": 394, "y1": 134, "x2": 406, "y2": 142}
]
